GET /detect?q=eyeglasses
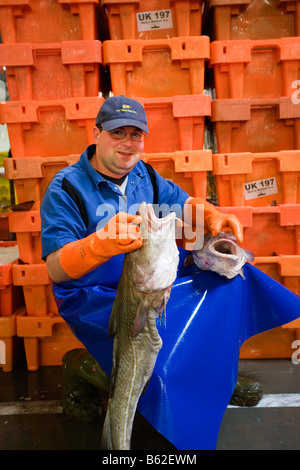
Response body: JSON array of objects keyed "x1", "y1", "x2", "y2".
[{"x1": 107, "y1": 128, "x2": 145, "y2": 142}]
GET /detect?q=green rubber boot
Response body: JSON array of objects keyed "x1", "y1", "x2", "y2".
[
  {"x1": 229, "y1": 376, "x2": 264, "y2": 407},
  {"x1": 62, "y1": 348, "x2": 110, "y2": 424}
]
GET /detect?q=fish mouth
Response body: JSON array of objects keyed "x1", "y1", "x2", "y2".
[
  {"x1": 138, "y1": 202, "x2": 176, "y2": 233},
  {"x1": 210, "y1": 238, "x2": 238, "y2": 259}
]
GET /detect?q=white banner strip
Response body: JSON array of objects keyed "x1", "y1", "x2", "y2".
[{"x1": 228, "y1": 394, "x2": 300, "y2": 409}]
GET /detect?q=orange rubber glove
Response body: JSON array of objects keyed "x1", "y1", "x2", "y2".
[
  {"x1": 60, "y1": 212, "x2": 143, "y2": 279},
  {"x1": 182, "y1": 197, "x2": 243, "y2": 244},
  {"x1": 189, "y1": 197, "x2": 243, "y2": 243}
]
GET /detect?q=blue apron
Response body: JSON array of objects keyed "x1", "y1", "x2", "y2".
[{"x1": 53, "y1": 249, "x2": 300, "y2": 450}]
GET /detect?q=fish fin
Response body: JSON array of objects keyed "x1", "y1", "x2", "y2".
[
  {"x1": 184, "y1": 254, "x2": 194, "y2": 267},
  {"x1": 158, "y1": 304, "x2": 167, "y2": 328},
  {"x1": 101, "y1": 406, "x2": 113, "y2": 450},
  {"x1": 243, "y1": 248, "x2": 255, "y2": 263},
  {"x1": 163, "y1": 292, "x2": 168, "y2": 328},
  {"x1": 239, "y1": 268, "x2": 246, "y2": 280},
  {"x1": 141, "y1": 377, "x2": 151, "y2": 395},
  {"x1": 108, "y1": 307, "x2": 118, "y2": 338},
  {"x1": 132, "y1": 299, "x2": 150, "y2": 337}
]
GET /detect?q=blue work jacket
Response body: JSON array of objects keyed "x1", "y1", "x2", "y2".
[{"x1": 40, "y1": 144, "x2": 189, "y2": 289}]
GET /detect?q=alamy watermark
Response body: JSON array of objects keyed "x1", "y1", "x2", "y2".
[
  {"x1": 292, "y1": 80, "x2": 300, "y2": 104},
  {"x1": 0, "y1": 340, "x2": 6, "y2": 365},
  {"x1": 292, "y1": 340, "x2": 300, "y2": 365},
  {"x1": 95, "y1": 201, "x2": 205, "y2": 251}
]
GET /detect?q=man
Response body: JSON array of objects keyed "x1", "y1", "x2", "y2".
[{"x1": 41, "y1": 95, "x2": 244, "y2": 422}]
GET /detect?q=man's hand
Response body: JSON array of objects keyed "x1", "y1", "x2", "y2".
[
  {"x1": 96, "y1": 212, "x2": 143, "y2": 256},
  {"x1": 59, "y1": 212, "x2": 143, "y2": 279},
  {"x1": 185, "y1": 197, "x2": 243, "y2": 244},
  {"x1": 205, "y1": 211, "x2": 243, "y2": 243}
]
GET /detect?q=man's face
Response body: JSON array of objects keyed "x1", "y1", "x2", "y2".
[{"x1": 92, "y1": 125, "x2": 145, "y2": 178}]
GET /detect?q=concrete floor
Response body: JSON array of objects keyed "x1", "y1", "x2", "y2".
[{"x1": 0, "y1": 358, "x2": 299, "y2": 450}]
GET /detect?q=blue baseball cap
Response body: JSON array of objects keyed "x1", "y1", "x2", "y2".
[{"x1": 96, "y1": 95, "x2": 149, "y2": 134}]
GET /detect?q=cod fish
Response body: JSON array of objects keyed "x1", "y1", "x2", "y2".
[
  {"x1": 101, "y1": 202, "x2": 179, "y2": 450},
  {"x1": 191, "y1": 231, "x2": 254, "y2": 279}
]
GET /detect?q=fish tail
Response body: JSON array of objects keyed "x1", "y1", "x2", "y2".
[
  {"x1": 118, "y1": 340, "x2": 138, "y2": 450},
  {"x1": 101, "y1": 405, "x2": 113, "y2": 450},
  {"x1": 101, "y1": 341, "x2": 138, "y2": 450}
]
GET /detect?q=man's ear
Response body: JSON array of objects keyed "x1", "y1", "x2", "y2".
[{"x1": 93, "y1": 126, "x2": 101, "y2": 144}]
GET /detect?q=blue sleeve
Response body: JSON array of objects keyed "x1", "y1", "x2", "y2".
[{"x1": 40, "y1": 175, "x2": 87, "y2": 260}]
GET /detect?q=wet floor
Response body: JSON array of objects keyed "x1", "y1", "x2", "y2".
[{"x1": 0, "y1": 358, "x2": 299, "y2": 450}]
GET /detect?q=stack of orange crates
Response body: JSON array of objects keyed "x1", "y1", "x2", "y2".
[
  {"x1": 208, "y1": 0, "x2": 300, "y2": 358},
  {"x1": 0, "y1": 241, "x2": 25, "y2": 372},
  {"x1": 0, "y1": 0, "x2": 111, "y2": 370},
  {"x1": 101, "y1": 0, "x2": 213, "y2": 196}
]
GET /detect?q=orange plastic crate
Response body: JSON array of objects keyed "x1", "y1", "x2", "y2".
[
  {"x1": 0, "y1": 214, "x2": 10, "y2": 240},
  {"x1": 240, "y1": 326, "x2": 298, "y2": 359},
  {"x1": 17, "y1": 311, "x2": 84, "y2": 371},
  {"x1": 210, "y1": 38, "x2": 300, "y2": 100},
  {"x1": 240, "y1": 253, "x2": 300, "y2": 357},
  {"x1": 0, "y1": 283, "x2": 24, "y2": 318},
  {"x1": 0, "y1": 309, "x2": 25, "y2": 372},
  {"x1": 143, "y1": 150, "x2": 212, "y2": 198},
  {"x1": 12, "y1": 264, "x2": 58, "y2": 317},
  {"x1": 209, "y1": 0, "x2": 300, "y2": 40},
  {"x1": 219, "y1": 204, "x2": 300, "y2": 256},
  {"x1": 252, "y1": 255, "x2": 300, "y2": 296},
  {"x1": 212, "y1": 150, "x2": 300, "y2": 207},
  {"x1": 8, "y1": 211, "x2": 42, "y2": 264},
  {"x1": 103, "y1": 36, "x2": 210, "y2": 97},
  {"x1": 0, "y1": 97, "x2": 104, "y2": 158},
  {"x1": 101, "y1": 0, "x2": 204, "y2": 39},
  {"x1": 282, "y1": 318, "x2": 300, "y2": 330},
  {"x1": 211, "y1": 98, "x2": 300, "y2": 153},
  {"x1": 138, "y1": 94, "x2": 211, "y2": 153},
  {"x1": 0, "y1": 242, "x2": 25, "y2": 317},
  {"x1": 0, "y1": 0, "x2": 102, "y2": 43},
  {"x1": 2, "y1": 41, "x2": 103, "y2": 101},
  {"x1": 4, "y1": 155, "x2": 79, "y2": 210}
]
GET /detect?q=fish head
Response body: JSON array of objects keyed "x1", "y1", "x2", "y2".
[
  {"x1": 193, "y1": 231, "x2": 254, "y2": 279},
  {"x1": 129, "y1": 202, "x2": 179, "y2": 293}
]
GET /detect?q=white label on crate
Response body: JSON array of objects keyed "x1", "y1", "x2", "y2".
[
  {"x1": 244, "y1": 177, "x2": 278, "y2": 200},
  {"x1": 136, "y1": 10, "x2": 173, "y2": 32}
]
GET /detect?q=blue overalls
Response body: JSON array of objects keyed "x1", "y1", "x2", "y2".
[{"x1": 41, "y1": 144, "x2": 300, "y2": 450}]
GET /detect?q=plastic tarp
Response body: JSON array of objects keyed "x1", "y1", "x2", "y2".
[{"x1": 53, "y1": 249, "x2": 300, "y2": 450}]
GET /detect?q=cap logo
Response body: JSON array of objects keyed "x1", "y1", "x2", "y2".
[{"x1": 115, "y1": 103, "x2": 137, "y2": 115}]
